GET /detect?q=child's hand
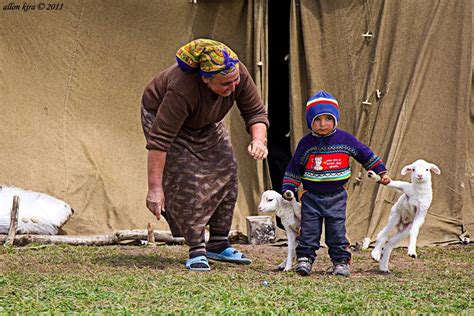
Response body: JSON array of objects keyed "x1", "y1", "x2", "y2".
[{"x1": 379, "y1": 173, "x2": 391, "y2": 185}]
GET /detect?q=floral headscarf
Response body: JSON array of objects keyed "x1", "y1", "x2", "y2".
[{"x1": 175, "y1": 39, "x2": 239, "y2": 77}]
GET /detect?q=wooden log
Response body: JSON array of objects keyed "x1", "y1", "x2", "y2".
[
  {"x1": 0, "y1": 229, "x2": 246, "y2": 247},
  {"x1": 115, "y1": 229, "x2": 185, "y2": 244},
  {"x1": 4, "y1": 195, "x2": 20, "y2": 247},
  {"x1": 1, "y1": 234, "x2": 119, "y2": 246},
  {"x1": 0, "y1": 230, "x2": 185, "y2": 246},
  {"x1": 246, "y1": 215, "x2": 276, "y2": 245}
]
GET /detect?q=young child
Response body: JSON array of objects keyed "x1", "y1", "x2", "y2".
[{"x1": 282, "y1": 90, "x2": 390, "y2": 277}]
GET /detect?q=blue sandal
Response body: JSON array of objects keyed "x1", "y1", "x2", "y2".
[
  {"x1": 185, "y1": 255, "x2": 211, "y2": 271},
  {"x1": 207, "y1": 247, "x2": 252, "y2": 265}
]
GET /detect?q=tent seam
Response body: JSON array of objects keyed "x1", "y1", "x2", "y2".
[{"x1": 62, "y1": 0, "x2": 86, "y2": 193}]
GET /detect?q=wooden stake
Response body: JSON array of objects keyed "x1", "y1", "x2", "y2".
[
  {"x1": 4, "y1": 195, "x2": 19, "y2": 247},
  {"x1": 147, "y1": 222, "x2": 155, "y2": 245}
]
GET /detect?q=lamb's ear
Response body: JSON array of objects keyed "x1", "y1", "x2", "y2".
[
  {"x1": 430, "y1": 163, "x2": 441, "y2": 175},
  {"x1": 401, "y1": 164, "x2": 413, "y2": 175}
]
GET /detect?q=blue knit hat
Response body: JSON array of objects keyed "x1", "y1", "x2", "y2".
[{"x1": 305, "y1": 90, "x2": 340, "y2": 131}]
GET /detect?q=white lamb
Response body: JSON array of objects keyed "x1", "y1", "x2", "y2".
[
  {"x1": 258, "y1": 190, "x2": 301, "y2": 271},
  {"x1": 0, "y1": 185, "x2": 74, "y2": 235},
  {"x1": 367, "y1": 159, "x2": 441, "y2": 272}
]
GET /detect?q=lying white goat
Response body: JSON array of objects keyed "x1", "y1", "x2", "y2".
[
  {"x1": 367, "y1": 159, "x2": 441, "y2": 272},
  {"x1": 258, "y1": 190, "x2": 301, "y2": 271},
  {"x1": 0, "y1": 185, "x2": 74, "y2": 235}
]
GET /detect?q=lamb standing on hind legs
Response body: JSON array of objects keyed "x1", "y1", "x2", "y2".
[{"x1": 367, "y1": 159, "x2": 441, "y2": 272}]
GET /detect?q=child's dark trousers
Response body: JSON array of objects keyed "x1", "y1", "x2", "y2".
[{"x1": 296, "y1": 189, "x2": 351, "y2": 263}]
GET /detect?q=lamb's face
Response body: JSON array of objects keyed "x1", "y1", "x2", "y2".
[
  {"x1": 258, "y1": 190, "x2": 281, "y2": 213},
  {"x1": 402, "y1": 159, "x2": 441, "y2": 184}
]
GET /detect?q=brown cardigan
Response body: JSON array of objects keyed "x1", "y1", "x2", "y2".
[{"x1": 141, "y1": 63, "x2": 269, "y2": 151}]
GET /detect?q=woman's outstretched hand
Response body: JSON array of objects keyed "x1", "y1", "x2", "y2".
[{"x1": 248, "y1": 139, "x2": 268, "y2": 160}]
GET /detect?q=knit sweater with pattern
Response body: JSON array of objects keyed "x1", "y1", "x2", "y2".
[{"x1": 282, "y1": 129, "x2": 387, "y2": 194}]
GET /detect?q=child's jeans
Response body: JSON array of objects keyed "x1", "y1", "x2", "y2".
[{"x1": 296, "y1": 189, "x2": 351, "y2": 263}]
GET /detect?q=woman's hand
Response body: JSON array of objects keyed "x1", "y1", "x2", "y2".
[
  {"x1": 248, "y1": 139, "x2": 268, "y2": 160},
  {"x1": 146, "y1": 186, "x2": 165, "y2": 220},
  {"x1": 248, "y1": 123, "x2": 268, "y2": 160},
  {"x1": 146, "y1": 150, "x2": 167, "y2": 220}
]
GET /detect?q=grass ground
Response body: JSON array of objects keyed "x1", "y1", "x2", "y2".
[{"x1": 0, "y1": 242, "x2": 472, "y2": 314}]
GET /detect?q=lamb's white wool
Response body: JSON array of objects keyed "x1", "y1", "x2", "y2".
[
  {"x1": 367, "y1": 159, "x2": 440, "y2": 272},
  {"x1": 258, "y1": 190, "x2": 301, "y2": 271},
  {"x1": 0, "y1": 186, "x2": 74, "y2": 235},
  {"x1": 361, "y1": 237, "x2": 372, "y2": 250}
]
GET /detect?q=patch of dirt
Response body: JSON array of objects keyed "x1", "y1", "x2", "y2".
[
  {"x1": 108, "y1": 242, "x2": 472, "y2": 276},
  {"x1": 2, "y1": 241, "x2": 471, "y2": 277}
]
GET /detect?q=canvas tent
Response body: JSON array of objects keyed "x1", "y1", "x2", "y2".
[
  {"x1": 1, "y1": 0, "x2": 268, "y2": 236},
  {"x1": 1, "y1": 0, "x2": 472, "y2": 246},
  {"x1": 288, "y1": 0, "x2": 473, "y2": 246}
]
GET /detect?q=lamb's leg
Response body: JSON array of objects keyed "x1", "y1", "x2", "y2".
[
  {"x1": 385, "y1": 180, "x2": 411, "y2": 193},
  {"x1": 278, "y1": 229, "x2": 291, "y2": 271},
  {"x1": 278, "y1": 258, "x2": 287, "y2": 271},
  {"x1": 291, "y1": 233, "x2": 297, "y2": 262},
  {"x1": 407, "y1": 209, "x2": 427, "y2": 258},
  {"x1": 367, "y1": 172, "x2": 411, "y2": 194},
  {"x1": 371, "y1": 208, "x2": 401, "y2": 262},
  {"x1": 379, "y1": 226, "x2": 410, "y2": 272},
  {"x1": 282, "y1": 229, "x2": 297, "y2": 271}
]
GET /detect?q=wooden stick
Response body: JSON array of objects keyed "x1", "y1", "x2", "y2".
[
  {"x1": 115, "y1": 229, "x2": 185, "y2": 244},
  {"x1": 0, "y1": 230, "x2": 184, "y2": 246},
  {"x1": 4, "y1": 195, "x2": 19, "y2": 247},
  {"x1": 147, "y1": 222, "x2": 155, "y2": 245},
  {"x1": 147, "y1": 222, "x2": 155, "y2": 243},
  {"x1": 15, "y1": 234, "x2": 118, "y2": 246},
  {"x1": 0, "y1": 229, "x2": 246, "y2": 247}
]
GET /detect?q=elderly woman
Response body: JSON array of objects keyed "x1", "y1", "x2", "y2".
[{"x1": 141, "y1": 39, "x2": 269, "y2": 271}]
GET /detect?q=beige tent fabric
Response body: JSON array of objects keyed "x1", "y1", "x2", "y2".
[
  {"x1": 289, "y1": 0, "x2": 473, "y2": 246},
  {"x1": 0, "y1": 0, "x2": 267, "y2": 235},
  {"x1": 2, "y1": 0, "x2": 471, "y2": 246}
]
